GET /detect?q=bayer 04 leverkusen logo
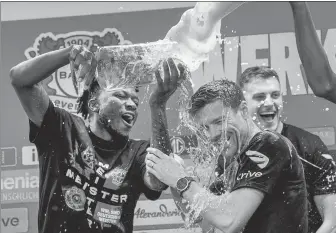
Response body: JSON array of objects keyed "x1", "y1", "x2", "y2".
[{"x1": 24, "y1": 28, "x2": 132, "y2": 114}]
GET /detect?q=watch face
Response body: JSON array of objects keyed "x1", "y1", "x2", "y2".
[{"x1": 176, "y1": 177, "x2": 188, "y2": 192}]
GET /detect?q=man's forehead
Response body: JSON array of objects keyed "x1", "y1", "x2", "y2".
[
  {"x1": 193, "y1": 101, "x2": 229, "y2": 125},
  {"x1": 105, "y1": 87, "x2": 138, "y2": 96},
  {"x1": 244, "y1": 77, "x2": 281, "y2": 94}
]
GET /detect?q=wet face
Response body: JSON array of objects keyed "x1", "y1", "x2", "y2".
[
  {"x1": 97, "y1": 87, "x2": 139, "y2": 136},
  {"x1": 242, "y1": 77, "x2": 283, "y2": 131},
  {"x1": 193, "y1": 100, "x2": 249, "y2": 161}
]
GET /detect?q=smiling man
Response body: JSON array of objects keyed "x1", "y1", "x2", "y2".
[
  {"x1": 9, "y1": 44, "x2": 185, "y2": 233},
  {"x1": 236, "y1": 66, "x2": 336, "y2": 233},
  {"x1": 145, "y1": 79, "x2": 308, "y2": 233}
]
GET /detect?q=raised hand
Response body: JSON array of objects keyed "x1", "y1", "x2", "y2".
[
  {"x1": 149, "y1": 58, "x2": 186, "y2": 107},
  {"x1": 69, "y1": 45, "x2": 98, "y2": 95}
]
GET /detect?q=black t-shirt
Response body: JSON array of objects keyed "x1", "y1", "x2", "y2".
[
  {"x1": 231, "y1": 131, "x2": 308, "y2": 233},
  {"x1": 29, "y1": 101, "x2": 161, "y2": 233},
  {"x1": 281, "y1": 123, "x2": 336, "y2": 233}
]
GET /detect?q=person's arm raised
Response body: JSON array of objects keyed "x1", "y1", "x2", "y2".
[
  {"x1": 143, "y1": 58, "x2": 186, "y2": 191},
  {"x1": 290, "y1": 2, "x2": 336, "y2": 103},
  {"x1": 10, "y1": 46, "x2": 73, "y2": 127}
]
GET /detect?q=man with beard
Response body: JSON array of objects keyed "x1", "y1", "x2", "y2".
[
  {"x1": 290, "y1": 2, "x2": 336, "y2": 104},
  {"x1": 234, "y1": 66, "x2": 336, "y2": 233},
  {"x1": 145, "y1": 79, "x2": 308, "y2": 233},
  {"x1": 9, "y1": 44, "x2": 185, "y2": 233}
]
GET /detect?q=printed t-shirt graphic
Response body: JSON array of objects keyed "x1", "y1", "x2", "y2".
[{"x1": 29, "y1": 100, "x2": 160, "y2": 233}]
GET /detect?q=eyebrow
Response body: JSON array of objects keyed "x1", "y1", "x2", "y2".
[
  {"x1": 204, "y1": 116, "x2": 227, "y2": 127},
  {"x1": 124, "y1": 90, "x2": 140, "y2": 102}
]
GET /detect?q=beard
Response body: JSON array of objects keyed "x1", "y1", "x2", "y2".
[{"x1": 98, "y1": 113, "x2": 129, "y2": 144}]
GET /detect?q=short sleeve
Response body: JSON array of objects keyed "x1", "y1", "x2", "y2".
[
  {"x1": 232, "y1": 135, "x2": 291, "y2": 194},
  {"x1": 133, "y1": 140, "x2": 162, "y2": 200},
  {"x1": 29, "y1": 100, "x2": 71, "y2": 147},
  {"x1": 309, "y1": 137, "x2": 336, "y2": 195}
]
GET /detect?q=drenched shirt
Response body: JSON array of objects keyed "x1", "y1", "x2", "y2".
[
  {"x1": 30, "y1": 101, "x2": 161, "y2": 233},
  {"x1": 281, "y1": 123, "x2": 336, "y2": 233},
  {"x1": 213, "y1": 131, "x2": 308, "y2": 233}
]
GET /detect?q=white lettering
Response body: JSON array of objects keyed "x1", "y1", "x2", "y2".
[
  {"x1": 66, "y1": 169, "x2": 74, "y2": 179},
  {"x1": 224, "y1": 36, "x2": 239, "y2": 82},
  {"x1": 101, "y1": 190, "x2": 110, "y2": 199},
  {"x1": 241, "y1": 34, "x2": 269, "y2": 71},
  {"x1": 86, "y1": 207, "x2": 93, "y2": 216},
  {"x1": 326, "y1": 174, "x2": 336, "y2": 183},
  {"x1": 120, "y1": 194, "x2": 128, "y2": 203},
  {"x1": 191, "y1": 28, "x2": 336, "y2": 96},
  {"x1": 1, "y1": 173, "x2": 39, "y2": 190},
  {"x1": 111, "y1": 194, "x2": 119, "y2": 203},
  {"x1": 96, "y1": 167, "x2": 105, "y2": 176},
  {"x1": 237, "y1": 171, "x2": 263, "y2": 181},
  {"x1": 75, "y1": 175, "x2": 82, "y2": 185},
  {"x1": 89, "y1": 186, "x2": 97, "y2": 196},
  {"x1": 86, "y1": 197, "x2": 94, "y2": 206}
]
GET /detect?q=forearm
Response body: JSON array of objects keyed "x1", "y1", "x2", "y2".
[
  {"x1": 144, "y1": 103, "x2": 171, "y2": 191},
  {"x1": 291, "y1": 2, "x2": 335, "y2": 95},
  {"x1": 150, "y1": 103, "x2": 172, "y2": 155},
  {"x1": 182, "y1": 182, "x2": 235, "y2": 231},
  {"x1": 10, "y1": 45, "x2": 72, "y2": 88}
]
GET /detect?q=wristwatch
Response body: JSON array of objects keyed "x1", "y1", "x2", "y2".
[{"x1": 176, "y1": 176, "x2": 195, "y2": 197}]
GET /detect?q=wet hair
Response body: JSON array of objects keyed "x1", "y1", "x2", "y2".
[
  {"x1": 76, "y1": 80, "x2": 140, "y2": 119},
  {"x1": 238, "y1": 66, "x2": 280, "y2": 89},
  {"x1": 189, "y1": 79, "x2": 245, "y2": 116},
  {"x1": 77, "y1": 80, "x2": 101, "y2": 119}
]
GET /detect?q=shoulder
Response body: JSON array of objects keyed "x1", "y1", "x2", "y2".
[
  {"x1": 254, "y1": 130, "x2": 289, "y2": 149},
  {"x1": 129, "y1": 139, "x2": 150, "y2": 146},
  {"x1": 283, "y1": 123, "x2": 328, "y2": 155},
  {"x1": 247, "y1": 131, "x2": 293, "y2": 161},
  {"x1": 128, "y1": 139, "x2": 150, "y2": 154},
  {"x1": 283, "y1": 123, "x2": 321, "y2": 143}
]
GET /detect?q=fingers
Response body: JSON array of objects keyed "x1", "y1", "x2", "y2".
[
  {"x1": 146, "y1": 166, "x2": 160, "y2": 179},
  {"x1": 146, "y1": 152, "x2": 161, "y2": 164},
  {"x1": 69, "y1": 45, "x2": 83, "y2": 61},
  {"x1": 177, "y1": 63, "x2": 187, "y2": 84},
  {"x1": 154, "y1": 69, "x2": 164, "y2": 91},
  {"x1": 173, "y1": 154, "x2": 185, "y2": 166},
  {"x1": 146, "y1": 147, "x2": 169, "y2": 159},
  {"x1": 167, "y1": 58, "x2": 178, "y2": 87},
  {"x1": 71, "y1": 46, "x2": 96, "y2": 82}
]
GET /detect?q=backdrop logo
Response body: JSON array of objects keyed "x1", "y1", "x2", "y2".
[{"x1": 24, "y1": 29, "x2": 132, "y2": 113}]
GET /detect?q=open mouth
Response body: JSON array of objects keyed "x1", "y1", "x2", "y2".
[
  {"x1": 259, "y1": 112, "x2": 276, "y2": 122},
  {"x1": 121, "y1": 113, "x2": 135, "y2": 126}
]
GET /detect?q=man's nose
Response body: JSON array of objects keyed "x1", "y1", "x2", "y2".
[
  {"x1": 208, "y1": 125, "x2": 221, "y2": 142},
  {"x1": 263, "y1": 95, "x2": 274, "y2": 107},
  {"x1": 125, "y1": 98, "x2": 137, "y2": 111}
]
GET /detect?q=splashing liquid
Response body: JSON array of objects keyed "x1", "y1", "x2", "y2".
[
  {"x1": 70, "y1": 2, "x2": 246, "y2": 232},
  {"x1": 178, "y1": 106, "x2": 240, "y2": 231},
  {"x1": 71, "y1": 2, "x2": 245, "y2": 97}
]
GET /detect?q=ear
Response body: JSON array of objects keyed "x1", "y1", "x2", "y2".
[
  {"x1": 238, "y1": 101, "x2": 249, "y2": 120},
  {"x1": 88, "y1": 98, "x2": 100, "y2": 113}
]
